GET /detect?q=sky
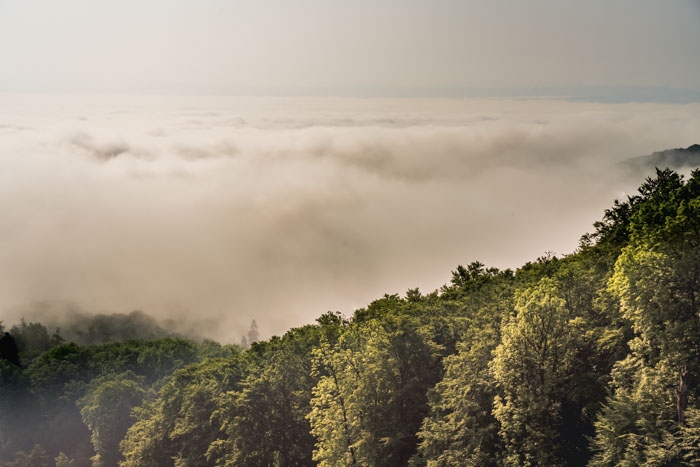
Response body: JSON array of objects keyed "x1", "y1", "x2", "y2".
[
  {"x1": 1, "y1": 2, "x2": 700, "y2": 341},
  {"x1": 0, "y1": 1, "x2": 699, "y2": 97}
]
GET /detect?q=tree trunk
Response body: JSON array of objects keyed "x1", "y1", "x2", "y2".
[{"x1": 677, "y1": 366, "x2": 689, "y2": 425}]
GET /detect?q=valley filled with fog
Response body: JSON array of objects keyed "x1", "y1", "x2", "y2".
[{"x1": 1, "y1": 94, "x2": 699, "y2": 341}]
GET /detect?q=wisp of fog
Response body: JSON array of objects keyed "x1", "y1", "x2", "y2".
[{"x1": 1, "y1": 95, "x2": 699, "y2": 342}]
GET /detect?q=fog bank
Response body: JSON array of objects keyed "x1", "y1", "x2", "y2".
[{"x1": 1, "y1": 95, "x2": 698, "y2": 341}]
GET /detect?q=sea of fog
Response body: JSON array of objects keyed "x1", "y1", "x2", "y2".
[{"x1": 1, "y1": 94, "x2": 698, "y2": 341}]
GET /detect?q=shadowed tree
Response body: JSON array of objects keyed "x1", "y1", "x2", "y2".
[
  {"x1": 120, "y1": 356, "x2": 246, "y2": 467},
  {"x1": 79, "y1": 374, "x2": 146, "y2": 467},
  {"x1": 0, "y1": 332, "x2": 20, "y2": 367}
]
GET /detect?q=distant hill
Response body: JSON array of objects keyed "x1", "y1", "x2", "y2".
[
  {"x1": 4, "y1": 304, "x2": 188, "y2": 346},
  {"x1": 623, "y1": 144, "x2": 700, "y2": 172}
]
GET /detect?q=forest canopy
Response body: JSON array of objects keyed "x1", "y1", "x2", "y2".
[{"x1": 1, "y1": 167, "x2": 699, "y2": 466}]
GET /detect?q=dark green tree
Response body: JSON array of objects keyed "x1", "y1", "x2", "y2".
[
  {"x1": 9, "y1": 444, "x2": 50, "y2": 467},
  {"x1": 209, "y1": 326, "x2": 321, "y2": 466},
  {"x1": 79, "y1": 374, "x2": 146, "y2": 467},
  {"x1": 120, "y1": 356, "x2": 246, "y2": 467}
]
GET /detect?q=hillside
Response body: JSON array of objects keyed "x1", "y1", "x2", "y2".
[
  {"x1": 622, "y1": 143, "x2": 700, "y2": 173},
  {"x1": 1, "y1": 167, "x2": 699, "y2": 466}
]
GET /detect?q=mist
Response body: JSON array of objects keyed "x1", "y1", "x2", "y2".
[{"x1": 1, "y1": 95, "x2": 699, "y2": 342}]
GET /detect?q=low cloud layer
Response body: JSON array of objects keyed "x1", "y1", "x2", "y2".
[{"x1": 1, "y1": 95, "x2": 699, "y2": 342}]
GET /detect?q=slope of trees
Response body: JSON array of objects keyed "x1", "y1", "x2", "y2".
[{"x1": 1, "y1": 168, "x2": 699, "y2": 466}]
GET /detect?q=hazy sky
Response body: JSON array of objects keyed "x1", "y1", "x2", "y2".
[
  {"x1": 1, "y1": 1, "x2": 699, "y2": 96},
  {"x1": 1, "y1": 2, "x2": 700, "y2": 341}
]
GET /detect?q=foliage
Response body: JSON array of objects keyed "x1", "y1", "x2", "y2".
[
  {"x1": 491, "y1": 278, "x2": 581, "y2": 466},
  {"x1": 120, "y1": 355, "x2": 246, "y2": 467},
  {"x1": 79, "y1": 374, "x2": 146, "y2": 467},
  {"x1": 414, "y1": 265, "x2": 514, "y2": 466},
  {"x1": 589, "y1": 169, "x2": 700, "y2": 466},
  {"x1": 308, "y1": 312, "x2": 442, "y2": 466},
  {"x1": 209, "y1": 325, "x2": 322, "y2": 466},
  {"x1": 9, "y1": 321, "x2": 63, "y2": 365}
]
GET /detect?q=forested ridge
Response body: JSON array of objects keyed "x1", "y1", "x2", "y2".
[{"x1": 1, "y1": 167, "x2": 699, "y2": 466}]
